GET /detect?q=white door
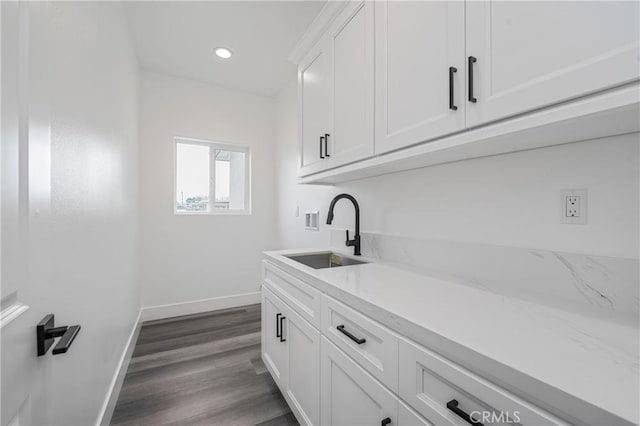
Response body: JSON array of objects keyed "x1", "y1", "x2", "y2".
[
  {"x1": 282, "y1": 304, "x2": 320, "y2": 426},
  {"x1": 374, "y1": 1, "x2": 465, "y2": 154},
  {"x1": 466, "y1": 1, "x2": 640, "y2": 127},
  {"x1": 321, "y1": 337, "x2": 398, "y2": 426},
  {"x1": 262, "y1": 287, "x2": 289, "y2": 388},
  {"x1": 298, "y1": 37, "x2": 332, "y2": 176},
  {"x1": 1, "y1": 3, "x2": 51, "y2": 425},
  {"x1": 326, "y1": 1, "x2": 374, "y2": 168}
]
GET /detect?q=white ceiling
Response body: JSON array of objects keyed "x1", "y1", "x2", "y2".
[{"x1": 124, "y1": 1, "x2": 325, "y2": 97}]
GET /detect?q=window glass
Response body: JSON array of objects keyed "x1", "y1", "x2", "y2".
[
  {"x1": 174, "y1": 139, "x2": 249, "y2": 214},
  {"x1": 176, "y1": 143, "x2": 209, "y2": 212},
  {"x1": 214, "y1": 149, "x2": 245, "y2": 210}
]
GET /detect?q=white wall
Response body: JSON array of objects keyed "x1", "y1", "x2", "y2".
[
  {"x1": 275, "y1": 79, "x2": 335, "y2": 249},
  {"x1": 275, "y1": 79, "x2": 639, "y2": 259},
  {"x1": 1, "y1": 2, "x2": 140, "y2": 425},
  {"x1": 139, "y1": 71, "x2": 277, "y2": 311}
]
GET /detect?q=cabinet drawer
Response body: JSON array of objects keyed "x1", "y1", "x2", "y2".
[
  {"x1": 322, "y1": 295, "x2": 399, "y2": 392},
  {"x1": 263, "y1": 260, "x2": 322, "y2": 329},
  {"x1": 399, "y1": 339, "x2": 568, "y2": 426}
]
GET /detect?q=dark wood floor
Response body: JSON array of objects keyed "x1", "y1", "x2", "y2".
[{"x1": 111, "y1": 304, "x2": 298, "y2": 426}]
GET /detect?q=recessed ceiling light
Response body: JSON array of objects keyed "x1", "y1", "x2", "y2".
[{"x1": 215, "y1": 47, "x2": 232, "y2": 59}]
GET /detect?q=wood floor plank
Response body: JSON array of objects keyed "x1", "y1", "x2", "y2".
[{"x1": 111, "y1": 304, "x2": 297, "y2": 426}]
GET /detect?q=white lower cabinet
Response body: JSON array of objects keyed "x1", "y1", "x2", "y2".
[
  {"x1": 262, "y1": 286, "x2": 320, "y2": 425},
  {"x1": 321, "y1": 294, "x2": 399, "y2": 392},
  {"x1": 262, "y1": 261, "x2": 573, "y2": 426},
  {"x1": 399, "y1": 401, "x2": 433, "y2": 426},
  {"x1": 321, "y1": 336, "x2": 398, "y2": 426},
  {"x1": 283, "y1": 302, "x2": 321, "y2": 425},
  {"x1": 262, "y1": 287, "x2": 288, "y2": 386},
  {"x1": 398, "y1": 338, "x2": 566, "y2": 426}
]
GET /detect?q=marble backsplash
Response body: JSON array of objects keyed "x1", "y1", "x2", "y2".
[{"x1": 330, "y1": 230, "x2": 639, "y2": 320}]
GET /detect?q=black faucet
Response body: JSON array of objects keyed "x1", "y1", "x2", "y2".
[{"x1": 326, "y1": 193, "x2": 361, "y2": 256}]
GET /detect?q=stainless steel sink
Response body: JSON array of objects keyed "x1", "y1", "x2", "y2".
[{"x1": 285, "y1": 252, "x2": 367, "y2": 269}]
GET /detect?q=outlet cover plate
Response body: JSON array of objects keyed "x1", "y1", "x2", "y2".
[
  {"x1": 305, "y1": 211, "x2": 320, "y2": 231},
  {"x1": 560, "y1": 189, "x2": 587, "y2": 224}
]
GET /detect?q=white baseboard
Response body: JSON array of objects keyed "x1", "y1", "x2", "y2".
[
  {"x1": 139, "y1": 291, "x2": 262, "y2": 322},
  {"x1": 96, "y1": 309, "x2": 142, "y2": 426}
]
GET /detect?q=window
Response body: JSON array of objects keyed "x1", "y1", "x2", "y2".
[{"x1": 174, "y1": 137, "x2": 250, "y2": 214}]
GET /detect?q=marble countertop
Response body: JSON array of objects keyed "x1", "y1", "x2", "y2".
[{"x1": 263, "y1": 248, "x2": 639, "y2": 425}]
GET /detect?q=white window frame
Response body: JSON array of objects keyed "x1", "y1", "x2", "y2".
[{"x1": 173, "y1": 136, "x2": 251, "y2": 215}]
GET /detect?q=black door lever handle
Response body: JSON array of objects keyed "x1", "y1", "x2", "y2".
[
  {"x1": 52, "y1": 325, "x2": 81, "y2": 354},
  {"x1": 37, "y1": 314, "x2": 81, "y2": 356}
]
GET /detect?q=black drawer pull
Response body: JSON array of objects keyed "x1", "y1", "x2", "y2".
[
  {"x1": 276, "y1": 313, "x2": 282, "y2": 338},
  {"x1": 336, "y1": 324, "x2": 366, "y2": 344},
  {"x1": 279, "y1": 315, "x2": 286, "y2": 342},
  {"x1": 381, "y1": 417, "x2": 391, "y2": 426},
  {"x1": 449, "y1": 66, "x2": 458, "y2": 111},
  {"x1": 320, "y1": 136, "x2": 325, "y2": 159},
  {"x1": 468, "y1": 56, "x2": 477, "y2": 103},
  {"x1": 447, "y1": 399, "x2": 484, "y2": 426}
]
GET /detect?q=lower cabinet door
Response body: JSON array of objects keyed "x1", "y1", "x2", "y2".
[
  {"x1": 321, "y1": 336, "x2": 398, "y2": 426},
  {"x1": 282, "y1": 304, "x2": 321, "y2": 426},
  {"x1": 262, "y1": 287, "x2": 288, "y2": 388},
  {"x1": 398, "y1": 401, "x2": 433, "y2": 426}
]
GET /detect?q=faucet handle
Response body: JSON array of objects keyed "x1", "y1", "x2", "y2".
[{"x1": 345, "y1": 230, "x2": 353, "y2": 246}]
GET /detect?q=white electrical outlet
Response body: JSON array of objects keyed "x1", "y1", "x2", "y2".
[{"x1": 561, "y1": 189, "x2": 587, "y2": 224}]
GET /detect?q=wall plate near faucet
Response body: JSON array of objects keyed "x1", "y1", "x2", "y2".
[
  {"x1": 305, "y1": 211, "x2": 319, "y2": 231},
  {"x1": 560, "y1": 189, "x2": 587, "y2": 224}
]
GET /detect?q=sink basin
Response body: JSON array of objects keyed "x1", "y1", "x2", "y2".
[{"x1": 285, "y1": 252, "x2": 367, "y2": 269}]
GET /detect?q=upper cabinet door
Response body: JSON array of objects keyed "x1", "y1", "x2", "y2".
[
  {"x1": 325, "y1": 1, "x2": 374, "y2": 168},
  {"x1": 466, "y1": 1, "x2": 640, "y2": 127},
  {"x1": 298, "y1": 38, "x2": 332, "y2": 176},
  {"x1": 374, "y1": 1, "x2": 465, "y2": 155}
]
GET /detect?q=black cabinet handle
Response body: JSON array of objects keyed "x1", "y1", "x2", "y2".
[
  {"x1": 381, "y1": 417, "x2": 391, "y2": 426},
  {"x1": 468, "y1": 56, "x2": 477, "y2": 103},
  {"x1": 449, "y1": 66, "x2": 458, "y2": 111},
  {"x1": 276, "y1": 313, "x2": 282, "y2": 338},
  {"x1": 447, "y1": 399, "x2": 484, "y2": 426},
  {"x1": 279, "y1": 316, "x2": 286, "y2": 342},
  {"x1": 320, "y1": 136, "x2": 325, "y2": 159},
  {"x1": 336, "y1": 324, "x2": 366, "y2": 344},
  {"x1": 324, "y1": 133, "x2": 330, "y2": 157}
]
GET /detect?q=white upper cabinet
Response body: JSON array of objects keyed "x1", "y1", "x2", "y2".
[
  {"x1": 293, "y1": 0, "x2": 640, "y2": 182},
  {"x1": 374, "y1": 1, "x2": 465, "y2": 154},
  {"x1": 466, "y1": 0, "x2": 640, "y2": 127},
  {"x1": 298, "y1": 38, "x2": 332, "y2": 176},
  {"x1": 297, "y1": 1, "x2": 374, "y2": 176},
  {"x1": 326, "y1": 1, "x2": 374, "y2": 168}
]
